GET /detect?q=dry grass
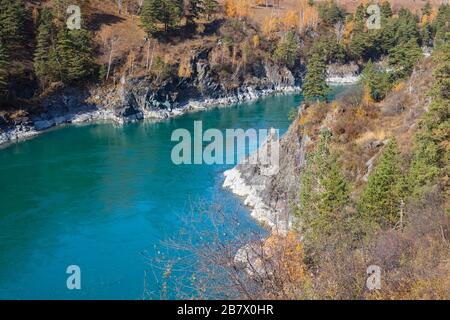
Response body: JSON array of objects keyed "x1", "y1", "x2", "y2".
[{"x1": 355, "y1": 129, "x2": 388, "y2": 146}]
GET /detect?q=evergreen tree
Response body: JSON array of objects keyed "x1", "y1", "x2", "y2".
[
  {"x1": 66, "y1": 29, "x2": 95, "y2": 82},
  {"x1": 0, "y1": 41, "x2": 9, "y2": 97},
  {"x1": 141, "y1": 0, "x2": 161, "y2": 35},
  {"x1": 297, "y1": 129, "x2": 351, "y2": 252},
  {"x1": 272, "y1": 32, "x2": 298, "y2": 68},
  {"x1": 421, "y1": 21, "x2": 434, "y2": 48},
  {"x1": 51, "y1": 28, "x2": 95, "y2": 83},
  {"x1": 354, "y1": 3, "x2": 366, "y2": 28},
  {"x1": 303, "y1": 52, "x2": 330, "y2": 102},
  {"x1": 388, "y1": 38, "x2": 422, "y2": 79},
  {"x1": 360, "y1": 59, "x2": 392, "y2": 101},
  {"x1": 317, "y1": 0, "x2": 345, "y2": 26},
  {"x1": 141, "y1": 0, "x2": 182, "y2": 35},
  {"x1": 380, "y1": 1, "x2": 393, "y2": 19},
  {"x1": 0, "y1": 0, "x2": 26, "y2": 53},
  {"x1": 408, "y1": 42, "x2": 450, "y2": 196},
  {"x1": 203, "y1": 0, "x2": 218, "y2": 20},
  {"x1": 393, "y1": 8, "x2": 420, "y2": 45},
  {"x1": 422, "y1": 1, "x2": 432, "y2": 16},
  {"x1": 358, "y1": 139, "x2": 404, "y2": 229},
  {"x1": 34, "y1": 9, "x2": 54, "y2": 85},
  {"x1": 433, "y1": 4, "x2": 450, "y2": 47},
  {"x1": 185, "y1": 0, "x2": 218, "y2": 24}
]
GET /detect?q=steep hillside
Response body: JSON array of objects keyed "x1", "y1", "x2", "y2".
[{"x1": 223, "y1": 44, "x2": 449, "y2": 299}]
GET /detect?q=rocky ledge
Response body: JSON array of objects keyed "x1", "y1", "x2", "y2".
[
  {"x1": 223, "y1": 112, "x2": 308, "y2": 235},
  {"x1": 0, "y1": 53, "x2": 301, "y2": 147},
  {"x1": 326, "y1": 62, "x2": 361, "y2": 84}
]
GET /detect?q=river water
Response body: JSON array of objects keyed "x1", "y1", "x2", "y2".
[{"x1": 0, "y1": 88, "x2": 347, "y2": 299}]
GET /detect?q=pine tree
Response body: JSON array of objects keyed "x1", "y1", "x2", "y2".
[
  {"x1": 297, "y1": 129, "x2": 351, "y2": 252},
  {"x1": 422, "y1": 1, "x2": 432, "y2": 17},
  {"x1": 408, "y1": 42, "x2": 450, "y2": 196},
  {"x1": 358, "y1": 139, "x2": 404, "y2": 229},
  {"x1": 272, "y1": 32, "x2": 298, "y2": 68},
  {"x1": 51, "y1": 28, "x2": 95, "y2": 83},
  {"x1": 360, "y1": 59, "x2": 392, "y2": 101},
  {"x1": 34, "y1": 9, "x2": 54, "y2": 85},
  {"x1": 66, "y1": 29, "x2": 95, "y2": 82},
  {"x1": 141, "y1": 0, "x2": 161, "y2": 35},
  {"x1": 303, "y1": 52, "x2": 330, "y2": 102},
  {"x1": 380, "y1": 1, "x2": 393, "y2": 19},
  {"x1": 317, "y1": 0, "x2": 345, "y2": 26},
  {"x1": 354, "y1": 3, "x2": 367, "y2": 28},
  {"x1": 0, "y1": 0, "x2": 26, "y2": 53},
  {"x1": 0, "y1": 41, "x2": 9, "y2": 96},
  {"x1": 203, "y1": 0, "x2": 218, "y2": 20},
  {"x1": 393, "y1": 8, "x2": 420, "y2": 45},
  {"x1": 185, "y1": 0, "x2": 217, "y2": 24},
  {"x1": 141, "y1": 0, "x2": 183, "y2": 35},
  {"x1": 388, "y1": 38, "x2": 422, "y2": 79},
  {"x1": 433, "y1": 4, "x2": 450, "y2": 47}
]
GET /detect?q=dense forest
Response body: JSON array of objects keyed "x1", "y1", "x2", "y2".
[{"x1": 0, "y1": 0, "x2": 448, "y2": 107}]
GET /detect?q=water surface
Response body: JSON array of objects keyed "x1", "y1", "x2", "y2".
[{"x1": 0, "y1": 89, "x2": 346, "y2": 299}]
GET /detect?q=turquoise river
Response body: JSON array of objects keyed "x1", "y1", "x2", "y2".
[{"x1": 0, "y1": 88, "x2": 347, "y2": 299}]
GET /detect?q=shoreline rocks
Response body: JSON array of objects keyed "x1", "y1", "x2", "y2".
[{"x1": 0, "y1": 85, "x2": 300, "y2": 147}]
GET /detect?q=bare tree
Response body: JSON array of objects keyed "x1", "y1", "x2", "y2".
[
  {"x1": 334, "y1": 21, "x2": 344, "y2": 44},
  {"x1": 144, "y1": 199, "x2": 311, "y2": 300},
  {"x1": 106, "y1": 36, "x2": 120, "y2": 81}
]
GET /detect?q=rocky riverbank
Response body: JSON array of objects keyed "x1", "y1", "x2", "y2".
[
  {"x1": 0, "y1": 51, "x2": 360, "y2": 147},
  {"x1": 0, "y1": 84, "x2": 300, "y2": 147},
  {"x1": 223, "y1": 110, "x2": 309, "y2": 235}
]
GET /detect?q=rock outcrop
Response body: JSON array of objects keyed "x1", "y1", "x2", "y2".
[
  {"x1": 0, "y1": 49, "x2": 302, "y2": 146},
  {"x1": 223, "y1": 110, "x2": 308, "y2": 234},
  {"x1": 326, "y1": 62, "x2": 361, "y2": 84}
]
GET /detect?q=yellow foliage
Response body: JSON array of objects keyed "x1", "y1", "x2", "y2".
[
  {"x1": 331, "y1": 101, "x2": 339, "y2": 110},
  {"x1": 252, "y1": 34, "x2": 260, "y2": 48},
  {"x1": 355, "y1": 106, "x2": 365, "y2": 118},
  {"x1": 343, "y1": 20, "x2": 354, "y2": 45},
  {"x1": 262, "y1": 17, "x2": 278, "y2": 37},
  {"x1": 283, "y1": 10, "x2": 299, "y2": 31},
  {"x1": 225, "y1": 0, "x2": 237, "y2": 18},
  {"x1": 363, "y1": 85, "x2": 374, "y2": 105},
  {"x1": 263, "y1": 231, "x2": 307, "y2": 285},
  {"x1": 226, "y1": 0, "x2": 251, "y2": 19},
  {"x1": 32, "y1": 7, "x2": 39, "y2": 25},
  {"x1": 178, "y1": 57, "x2": 193, "y2": 78},
  {"x1": 394, "y1": 81, "x2": 406, "y2": 92}
]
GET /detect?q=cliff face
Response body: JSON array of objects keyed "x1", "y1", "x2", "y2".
[
  {"x1": 223, "y1": 112, "x2": 308, "y2": 234},
  {"x1": 100, "y1": 51, "x2": 301, "y2": 121}
]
